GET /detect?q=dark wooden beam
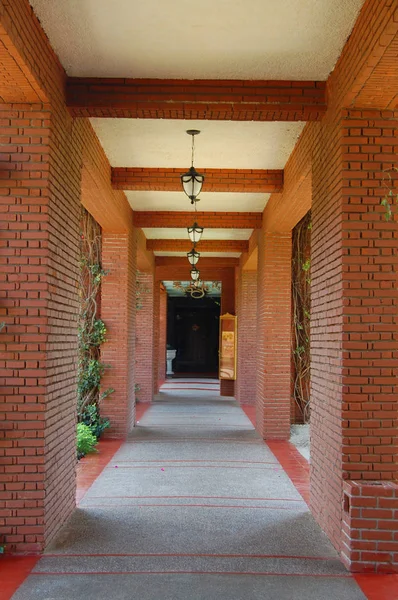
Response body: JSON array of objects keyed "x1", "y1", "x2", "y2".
[
  {"x1": 67, "y1": 78, "x2": 326, "y2": 121},
  {"x1": 147, "y1": 239, "x2": 248, "y2": 252},
  {"x1": 112, "y1": 167, "x2": 283, "y2": 193},
  {"x1": 133, "y1": 211, "x2": 262, "y2": 229}
]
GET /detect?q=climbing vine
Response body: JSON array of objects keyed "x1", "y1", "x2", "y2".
[
  {"x1": 77, "y1": 208, "x2": 112, "y2": 437},
  {"x1": 380, "y1": 167, "x2": 398, "y2": 220},
  {"x1": 291, "y1": 211, "x2": 311, "y2": 423}
]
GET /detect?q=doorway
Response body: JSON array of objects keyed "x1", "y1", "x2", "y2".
[{"x1": 167, "y1": 294, "x2": 220, "y2": 377}]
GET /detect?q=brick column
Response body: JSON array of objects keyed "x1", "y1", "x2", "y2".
[
  {"x1": 0, "y1": 105, "x2": 81, "y2": 552},
  {"x1": 153, "y1": 280, "x2": 167, "y2": 393},
  {"x1": 220, "y1": 270, "x2": 236, "y2": 397},
  {"x1": 135, "y1": 271, "x2": 154, "y2": 404},
  {"x1": 236, "y1": 269, "x2": 257, "y2": 405},
  {"x1": 311, "y1": 109, "x2": 398, "y2": 572},
  {"x1": 101, "y1": 231, "x2": 137, "y2": 437},
  {"x1": 158, "y1": 286, "x2": 167, "y2": 385},
  {"x1": 256, "y1": 232, "x2": 292, "y2": 439}
]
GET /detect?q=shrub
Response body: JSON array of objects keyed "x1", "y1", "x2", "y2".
[
  {"x1": 80, "y1": 404, "x2": 110, "y2": 438},
  {"x1": 77, "y1": 423, "x2": 98, "y2": 459}
]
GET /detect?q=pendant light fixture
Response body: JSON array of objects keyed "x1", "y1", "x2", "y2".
[
  {"x1": 187, "y1": 247, "x2": 200, "y2": 266},
  {"x1": 187, "y1": 222, "x2": 204, "y2": 244},
  {"x1": 190, "y1": 267, "x2": 200, "y2": 281},
  {"x1": 181, "y1": 130, "x2": 204, "y2": 204}
]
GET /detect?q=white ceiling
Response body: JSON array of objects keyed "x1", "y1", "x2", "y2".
[
  {"x1": 91, "y1": 120, "x2": 305, "y2": 170},
  {"x1": 30, "y1": 0, "x2": 364, "y2": 80},
  {"x1": 28, "y1": 0, "x2": 364, "y2": 260},
  {"x1": 128, "y1": 191, "x2": 268, "y2": 213},
  {"x1": 143, "y1": 229, "x2": 253, "y2": 241}
]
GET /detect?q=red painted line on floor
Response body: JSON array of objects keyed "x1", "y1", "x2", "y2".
[
  {"x1": 80, "y1": 503, "x2": 305, "y2": 511},
  {"x1": 30, "y1": 570, "x2": 351, "y2": 578},
  {"x1": 76, "y1": 439, "x2": 123, "y2": 504},
  {"x1": 109, "y1": 459, "x2": 279, "y2": 464},
  {"x1": 42, "y1": 551, "x2": 340, "y2": 561},
  {"x1": 160, "y1": 387, "x2": 220, "y2": 391},
  {"x1": 0, "y1": 557, "x2": 39, "y2": 600},
  {"x1": 354, "y1": 574, "x2": 398, "y2": 600},
  {"x1": 105, "y1": 464, "x2": 282, "y2": 470},
  {"x1": 86, "y1": 495, "x2": 305, "y2": 502}
]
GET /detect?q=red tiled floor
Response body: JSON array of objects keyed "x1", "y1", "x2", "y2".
[
  {"x1": 0, "y1": 557, "x2": 39, "y2": 600},
  {"x1": 354, "y1": 574, "x2": 398, "y2": 600},
  {"x1": 241, "y1": 405, "x2": 256, "y2": 427},
  {"x1": 76, "y1": 439, "x2": 123, "y2": 503},
  {"x1": 267, "y1": 441, "x2": 310, "y2": 505},
  {"x1": 135, "y1": 402, "x2": 151, "y2": 423}
]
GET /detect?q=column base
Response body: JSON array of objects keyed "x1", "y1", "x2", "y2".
[{"x1": 341, "y1": 481, "x2": 398, "y2": 573}]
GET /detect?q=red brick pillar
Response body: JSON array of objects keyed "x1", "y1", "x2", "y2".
[
  {"x1": 220, "y1": 270, "x2": 236, "y2": 397},
  {"x1": 101, "y1": 230, "x2": 137, "y2": 437},
  {"x1": 256, "y1": 232, "x2": 292, "y2": 439},
  {"x1": 158, "y1": 286, "x2": 167, "y2": 385},
  {"x1": 135, "y1": 271, "x2": 154, "y2": 404},
  {"x1": 236, "y1": 269, "x2": 257, "y2": 405},
  {"x1": 311, "y1": 109, "x2": 398, "y2": 572},
  {"x1": 0, "y1": 105, "x2": 81, "y2": 552},
  {"x1": 153, "y1": 280, "x2": 167, "y2": 393}
]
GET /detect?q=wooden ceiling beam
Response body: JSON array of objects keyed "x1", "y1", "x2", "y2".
[
  {"x1": 133, "y1": 211, "x2": 262, "y2": 229},
  {"x1": 112, "y1": 167, "x2": 283, "y2": 193},
  {"x1": 147, "y1": 239, "x2": 248, "y2": 252},
  {"x1": 155, "y1": 256, "x2": 239, "y2": 268},
  {"x1": 67, "y1": 78, "x2": 326, "y2": 121}
]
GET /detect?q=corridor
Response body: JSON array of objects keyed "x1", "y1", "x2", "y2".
[{"x1": 10, "y1": 392, "x2": 367, "y2": 600}]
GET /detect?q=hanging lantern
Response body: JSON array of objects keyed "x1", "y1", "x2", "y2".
[
  {"x1": 181, "y1": 130, "x2": 204, "y2": 204},
  {"x1": 187, "y1": 222, "x2": 204, "y2": 244},
  {"x1": 190, "y1": 267, "x2": 200, "y2": 281},
  {"x1": 187, "y1": 247, "x2": 200, "y2": 266}
]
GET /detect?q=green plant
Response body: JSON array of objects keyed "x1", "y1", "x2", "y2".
[
  {"x1": 77, "y1": 208, "x2": 113, "y2": 427},
  {"x1": 80, "y1": 404, "x2": 110, "y2": 438},
  {"x1": 291, "y1": 210, "x2": 311, "y2": 423},
  {"x1": 77, "y1": 422, "x2": 98, "y2": 459},
  {"x1": 381, "y1": 167, "x2": 398, "y2": 220}
]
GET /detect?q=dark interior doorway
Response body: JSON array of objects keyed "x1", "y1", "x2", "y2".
[{"x1": 167, "y1": 295, "x2": 220, "y2": 376}]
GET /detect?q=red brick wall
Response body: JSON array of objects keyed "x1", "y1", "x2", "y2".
[
  {"x1": 158, "y1": 286, "x2": 167, "y2": 386},
  {"x1": 135, "y1": 271, "x2": 154, "y2": 404},
  {"x1": 256, "y1": 233, "x2": 292, "y2": 439},
  {"x1": 0, "y1": 102, "x2": 83, "y2": 553},
  {"x1": 0, "y1": 0, "x2": 134, "y2": 553},
  {"x1": 101, "y1": 231, "x2": 137, "y2": 437},
  {"x1": 220, "y1": 270, "x2": 236, "y2": 397},
  {"x1": 236, "y1": 270, "x2": 257, "y2": 405}
]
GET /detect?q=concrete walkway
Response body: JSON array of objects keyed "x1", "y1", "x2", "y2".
[{"x1": 11, "y1": 391, "x2": 367, "y2": 600}]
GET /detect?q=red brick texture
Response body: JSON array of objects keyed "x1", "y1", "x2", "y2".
[
  {"x1": 134, "y1": 211, "x2": 262, "y2": 229},
  {"x1": 100, "y1": 231, "x2": 137, "y2": 437},
  {"x1": 135, "y1": 271, "x2": 154, "y2": 404},
  {"x1": 342, "y1": 482, "x2": 398, "y2": 573},
  {"x1": 67, "y1": 78, "x2": 327, "y2": 121},
  {"x1": 256, "y1": 233, "x2": 292, "y2": 439},
  {"x1": 158, "y1": 287, "x2": 167, "y2": 386},
  {"x1": 152, "y1": 281, "x2": 167, "y2": 393},
  {"x1": 0, "y1": 0, "x2": 135, "y2": 552},
  {"x1": 236, "y1": 270, "x2": 257, "y2": 406},
  {"x1": 112, "y1": 168, "x2": 283, "y2": 193},
  {"x1": 220, "y1": 270, "x2": 236, "y2": 397},
  {"x1": 0, "y1": 103, "x2": 81, "y2": 554}
]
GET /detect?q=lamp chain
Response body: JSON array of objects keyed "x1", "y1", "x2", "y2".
[{"x1": 191, "y1": 134, "x2": 195, "y2": 167}]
